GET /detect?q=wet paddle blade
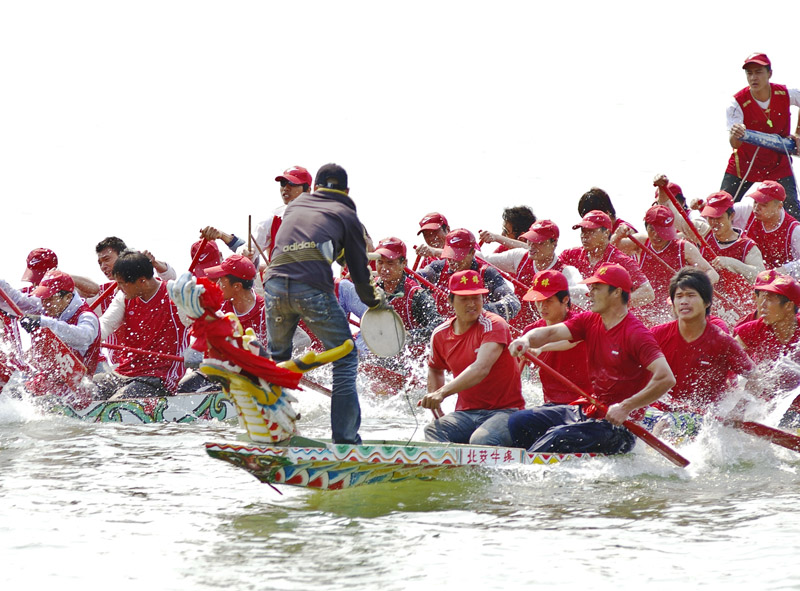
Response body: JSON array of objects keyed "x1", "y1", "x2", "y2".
[
  {"x1": 623, "y1": 420, "x2": 691, "y2": 467},
  {"x1": 360, "y1": 307, "x2": 406, "y2": 357},
  {"x1": 726, "y1": 419, "x2": 800, "y2": 453}
]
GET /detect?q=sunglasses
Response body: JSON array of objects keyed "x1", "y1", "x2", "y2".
[{"x1": 279, "y1": 180, "x2": 301, "y2": 188}]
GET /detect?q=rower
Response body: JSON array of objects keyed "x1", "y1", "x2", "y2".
[
  {"x1": 94, "y1": 250, "x2": 190, "y2": 400},
  {"x1": 478, "y1": 205, "x2": 536, "y2": 253},
  {"x1": 615, "y1": 205, "x2": 718, "y2": 326},
  {"x1": 557, "y1": 210, "x2": 655, "y2": 308},
  {"x1": 413, "y1": 211, "x2": 450, "y2": 268},
  {"x1": 420, "y1": 269, "x2": 525, "y2": 446},
  {"x1": 734, "y1": 271, "x2": 800, "y2": 428},
  {"x1": 0, "y1": 270, "x2": 101, "y2": 399},
  {"x1": 507, "y1": 263, "x2": 675, "y2": 454},
  {"x1": 418, "y1": 228, "x2": 520, "y2": 322},
  {"x1": 521, "y1": 269, "x2": 592, "y2": 405},
  {"x1": 647, "y1": 269, "x2": 753, "y2": 438}
]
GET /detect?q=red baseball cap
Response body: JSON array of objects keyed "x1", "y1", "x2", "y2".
[
  {"x1": 572, "y1": 210, "x2": 613, "y2": 231},
  {"x1": 417, "y1": 212, "x2": 449, "y2": 234},
  {"x1": 581, "y1": 263, "x2": 633, "y2": 292},
  {"x1": 442, "y1": 229, "x2": 476, "y2": 260},
  {"x1": 190, "y1": 239, "x2": 222, "y2": 278},
  {"x1": 756, "y1": 272, "x2": 800, "y2": 307},
  {"x1": 520, "y1": 220, "x2": 560, "y2": 244},
  {"x1": 644, "y1": 205, "x2": 677, "y2": 241},
  {"x1": 22, "y1": 248, "x2": 58, "y2": 283},
  {"x1": 448, "y1": 269, "x2": 489, "y2": 295},
  {"x1": 701, "y1": 191, "x2": 735, "y2": 218},
  {"x1": 32, "y1": 269, "x2": 74, "y2": 299},
  {"x1": 524, "y1": 269, "x2": 569, "y2": 302},
  {"x1": 750, "y1": 181, "x2": 786, "y2": 204},
  {"x1": 754, "y1": 269, "x2": 779, "y2": 288},
  {"x1": 374, "y1": 237, "x2": 407, "y2": 260},
  {"x1": 204, "y1": 254, "x2": 257, "y2": 281},
  {"x1": 275, "y1": 166, "x2": 313, "y2": 186},
  {"x1": 743, "y1": 53, "x2": 771, "y2": 68}
]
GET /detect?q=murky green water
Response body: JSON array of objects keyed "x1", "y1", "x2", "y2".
[{"x1": 2, "y1": 383, "x2": 800, "y2": 591}]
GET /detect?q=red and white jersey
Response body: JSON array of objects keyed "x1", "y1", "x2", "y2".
[
  {"x1": 221, "y1": 294, "x2": 268, "y2": 345},
  {"x1": 428, "y1": 311, "x2": 524, "y2": 412},
  {"x1": 635, "y1": 239, "x2": 687, "y2": 326},
  {"x1": 115, "y1": 281, "x2": 188, "y2": 393},
  {"x1": 558, "y1": 244, "x2": 650, "y2": 291},
  {"x1": 744, "y1": 211, "x2": 800, "y2": 269},
  {"x1": 701, "y1": 229, "x2": 759, "y2": 318}
]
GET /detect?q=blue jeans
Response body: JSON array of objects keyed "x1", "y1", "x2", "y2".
[
  {"x1": 424, "y1": 409, "x2": 516, "y2": 446},
  {"x1": 263, "y1": 278, "x2": 361, "y2": 444},
  {"x1": 508, "y1": 404, "x2": 635, "y2": 454}
]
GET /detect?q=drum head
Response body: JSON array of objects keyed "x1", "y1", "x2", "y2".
[{"x1": 360, "y1": 307, "x2": 406, "y2": 357}]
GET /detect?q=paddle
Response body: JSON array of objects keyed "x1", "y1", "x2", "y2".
[
  {"x1": 723, "y1": 418, "x2": 800, "y2": 453},
  {"x1": 189, "y1": 237, "x2": 209, "y2": 273},
  {"x1": 475, "y1": 254, "x2": 530, "y2": 292},
  {"x1": 522, "y1": 351, "x2": 690, "y2": 467},
  {"x1": 102, "y1": 341, "x2": 184, "y2": 362},
  {"x1": 404, "y1": 266, "x2": 447, "y2": 297},
  {"x1": 660, "y1": 183, "x2": 713, "y2": 251},
  {"x1": 89, "y1": 281, "x2": 118, "y2": 311}
]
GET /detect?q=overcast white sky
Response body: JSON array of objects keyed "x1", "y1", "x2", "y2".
[{"x1": 2, "y1": 1, "x2": 799, "y2": 284}]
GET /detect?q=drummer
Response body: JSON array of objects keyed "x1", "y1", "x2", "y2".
[{"x1": 419, "y1": 269, "x2": 525, "y2": 446}]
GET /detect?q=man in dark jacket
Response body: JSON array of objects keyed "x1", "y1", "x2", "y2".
[{"x1": 263, "y1": 163, "x2": 379, "y2": 444}]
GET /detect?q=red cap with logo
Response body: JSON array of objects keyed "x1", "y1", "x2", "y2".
[
  {"x1": 448, "y1": 269, "x2": 489, "y2": 295},
  {"x1": 644, "y1": 205, "x2": 677, "y2": 241},
  {"x1": 417, "y1": 212, "x2": 449, "y2": 234},
  {"x1": 520, "y1": 220, "x2": 560, "y2": 244},
  {"x1": 190, "y1": 240, "x2": 223, "y2": 278},
  {"x1": 204, "y1": 254, "x2": 257, "y2": 281},
  {"x1": 581, "y1": 263, "x2": 633, "y2": 292},
  {"x1": 524, "y1": 269, "x2": 569, "y2": 302},
  {"x1": 32, "y1": 269, "x2": 74, "y2": 299},
  {"x1": 701, "y1": 191, "x2": 735, "y2": 218},
  {"x1": 374, "y1": 237, "x2": 407, "y2": 260},
  {"x1": 743, "y1": 53, "x2": 771, "y2": 68},
  {"x1": 22, "y1": 248, "x2": 58, "y2": 283},
  {"x1": 750, "y1": 180, "x2": 786, "y2": 204},
  {"x1": 756, "y1": 272, "x2": 800, "y2": 307},
  {"x1": 572, "y1": 210, "x2": 613, "y2": 231},
  {"x1": 754, "y1": 269, "x2": 779, "y2": 288},
  {"x1": 275, "y1": 166, "x2": 313, "y2": 186},
  {"x1": 442, "y1": 229, "x2": 476, "y2": 260},
  {"x1": 653, "y1": 182, "x2": 683, "y2": 200}
]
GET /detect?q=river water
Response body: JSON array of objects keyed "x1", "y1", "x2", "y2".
[{"x1": 2, "y1": 373, "x2": 800, "y2": 591}]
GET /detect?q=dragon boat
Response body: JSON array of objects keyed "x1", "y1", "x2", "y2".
[{"x1": 162, "y1": 273, "x2": 606, "y2": 492}]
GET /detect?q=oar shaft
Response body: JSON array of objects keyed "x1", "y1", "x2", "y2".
[
  {"x1": 662, "y1": 184, "x2": 712, "y2": 251},
  {"x1": 475, "y1": 254, "x2": 529, "y2": 292},
  {"x1": 89, "y1": 281, "x2": 118, "y2": 311},
  {"x1": 522, "y1": 351, "x2": 690, "y2": 467},
  {"x1": 404, "y1": 266, "x2": 447, "y2": 297},
  {"x1": 102, "y1": 341, "x2": 184, "y2": 362},
  {"x1": 188, "y1": 238, "x2": 208, "y2": 273}
]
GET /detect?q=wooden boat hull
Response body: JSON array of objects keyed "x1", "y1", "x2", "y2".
[
  {"x1": 43, "y1": 391, "x2": 235, "y2": 424},
  {"x1": 205, "y1": 438, "x2": 602, "y2": 491}
]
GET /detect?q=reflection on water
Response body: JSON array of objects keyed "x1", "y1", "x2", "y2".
[{"x1": 2, "y1": 393, "x2": 800, "y2": 591}]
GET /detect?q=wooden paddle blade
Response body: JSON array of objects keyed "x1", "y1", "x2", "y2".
[
  {"x1": 623, "y1": 420, "x2": 691, "y2": 467},
  {"x1": 726, "y1": 419, "x2": 800, "y2": 453}
]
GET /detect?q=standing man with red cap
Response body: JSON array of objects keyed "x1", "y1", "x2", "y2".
[
  {"x1": 253, "y1": 165, "x2": 314, "y2": 265},
  {"x1": 507, "y1": 263, "x2": 675, "y2": 454},
  {"x1": 558, "y1": 210, "x2": 655, "y2": 308},
  {"x1": 419, "y1": 228, "x2": 520, "y2": 321},
  {"x1": 723, "y1": 52, "x2": 800, "y2": 216},
  {"x1": 420, "y1": 269, "x2": 525, "y2": 446},
  {"x1": 413, "y1": 212, "x2": 450, "y2": 268}
]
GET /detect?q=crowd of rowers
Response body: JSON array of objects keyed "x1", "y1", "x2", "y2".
[{"x1": 1, "y1": 164, "x2": 799, "y2": 455}]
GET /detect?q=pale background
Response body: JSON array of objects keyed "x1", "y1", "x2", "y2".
[{"x1": 2, "y1": 0, "x2": 799, "y2": 284}]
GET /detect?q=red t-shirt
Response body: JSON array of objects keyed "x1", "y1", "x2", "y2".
[
  {"x1": 524, "y1": 310, "x2": 593, "y2": 404},
  {"x1": 221, "y1": 294, "x2": 268, "y2": 345},
  {"x1": 735, "y1": 316, "x2": 800, "y2": 410},
  {"x1": 428, "y1": 311, "x2": 524, "y2": 411},
  {"x1": 563, "y1": 311, "x2": 664, "y2": 410},
  {"x1": 558, "y1": 244, "x2": 649, "y2": 291},
  {"x1": 651, "y1": 320, "x2": 753, "y2": 412}
]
